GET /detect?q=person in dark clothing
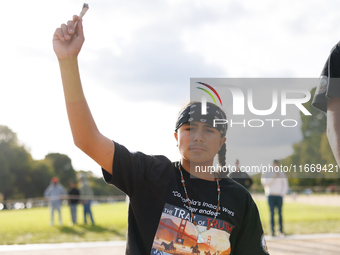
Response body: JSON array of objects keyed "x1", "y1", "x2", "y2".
[
  {"x1": 229, "y1": 159, "x2": 253, "y2": 190},
  {"x1": 312, "y1": 41, "x2": 340, "y2": 166},
  {"x1": 68, "y1": 181, "x2": 80, "y2": 225}
]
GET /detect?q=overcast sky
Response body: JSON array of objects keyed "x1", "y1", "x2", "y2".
[{"x1": 1, "y1": 0, "x2": 338, "y2": 177}]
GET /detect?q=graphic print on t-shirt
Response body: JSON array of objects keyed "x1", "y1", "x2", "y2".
[{"x1": 150, "y1": 203, "x2": 234, "y2": 255}]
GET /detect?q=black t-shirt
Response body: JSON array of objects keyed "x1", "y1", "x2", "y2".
[
  {"x1": 312, "y1": 42, "x2": 340, "y2": 112},
  {"x1": 68, "y1": 188, "x2": 80, "y2": 205},
  {"x1": 102, "y1": 142, "x2": 269, "y2": 255}
]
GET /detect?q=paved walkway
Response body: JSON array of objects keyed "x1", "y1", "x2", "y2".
[
  {"x1": 265, "y1": 233, "x2": 340, "y2": 255},
  {"x1": 1, "y1": 233, "x2": 340, "y2": 255},
  {"x1": 0, "y1": 241, "x2": 126, "y2": 255}
]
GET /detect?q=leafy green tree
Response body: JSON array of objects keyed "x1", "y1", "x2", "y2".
[
  {"x1": 0, "y1": 125, "x2": 122, "y2": 200},
  {"x1": 45, "y1": 153, "x2": 76, "y2": 187},
  {"x1": 0, "y1": 125, "x2": 18, "y2": 145},
  {"x1": 0, "y1": 154, "x2": 15, "y2": 200},
  {"x1": 26, "y1": 160, "x2": 54, "y2": 198},
  {"x1": 0, "y1": 125, "x2": 32, "y2": 199}
]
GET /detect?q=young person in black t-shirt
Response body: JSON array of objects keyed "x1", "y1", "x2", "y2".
[{"x1": 53, "y1": 14, "x2": 269, "y2": 255}]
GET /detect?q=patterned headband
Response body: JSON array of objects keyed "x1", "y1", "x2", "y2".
[{"x1": 175, "y1": 102, "x2": 227, "y2": 137}]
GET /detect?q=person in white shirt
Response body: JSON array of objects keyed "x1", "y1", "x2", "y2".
[
  {"x1": 44, "y1": 177, "x2": 67, "y2": 226},
  {"x1": 261, "y1": 160, "x2": 289, "y2": 237}
]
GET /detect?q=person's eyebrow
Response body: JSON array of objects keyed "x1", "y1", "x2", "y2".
[
  {"x1": 203, "y1": 124, "x2": 214, "y2": 128},
  {"x1": 186, "y1": 123, "x2": 214, "y2": 129},
  {"x1": 183, "y1": 123, "x2": 197, "y2": 127}
]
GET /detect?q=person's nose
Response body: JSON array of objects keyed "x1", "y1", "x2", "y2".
[{"x1": 193, "y1": 129, "x2": 204, "y2": 143}]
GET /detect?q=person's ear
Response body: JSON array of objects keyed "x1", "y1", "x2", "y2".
[{"x1": 174, "y1": 132, "x2": 178, "y2": 146}]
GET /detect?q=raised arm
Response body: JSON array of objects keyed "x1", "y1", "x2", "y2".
[
  {"x1": 327, "y1": 96, "x2": 340, "y2": 166},
  {"x1": 53, "y1": 15, "x2": 114, "y2": 174}
]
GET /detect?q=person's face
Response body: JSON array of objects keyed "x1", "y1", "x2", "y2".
[{"x1": 174, "y1": 121, "x2": 226, "y2": 166}]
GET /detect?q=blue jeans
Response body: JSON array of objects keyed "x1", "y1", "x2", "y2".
[
  {"x1": 83, "y1": 200, "x2": 94, "y2": 224},
  {"x1": 70, "y1": 204, "x2": 77, "y2": 224},
  {"x1": 268, "y1": 195, "x2": 283, "y2": 234},
  {"x1": 50, "y1": 201, "x2": 62, "y2": 225}
]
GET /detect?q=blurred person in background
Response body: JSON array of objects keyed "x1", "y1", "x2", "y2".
[
  {"x1": 44, "y1": 177, "x2": 66, "y2": 226},
  {"x1": 229, "y1": 159, "x2": 253, "y2": 190},
  {"x1": 261, "y1": 160, "x2": 289, "y2": 237},
  {"x1": 68, "y1": 181, "x2": 80, "y2": 225},
  {"x1": 78, "y1": 174, "x2": 95, "y2": 225}
]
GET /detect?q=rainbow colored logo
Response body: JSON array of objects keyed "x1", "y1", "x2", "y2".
[{"x1": 196, "y1": 82, "x2": 223, "y2": 106}]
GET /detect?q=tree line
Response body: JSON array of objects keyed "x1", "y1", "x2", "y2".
[{"x1": 0, "y1": 125, "x2": 124, "y2": 203}]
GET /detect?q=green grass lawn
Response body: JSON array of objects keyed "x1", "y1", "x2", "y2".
[
  {"x1": 255, "y1": 199, "x2": 340, "y2": 235},
  {"x1": 1, "y1": 200, "x2": 340, "y2": 245},
  {"x1": 0, "y1": 202, "x2": 128, "y2": 245}
]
